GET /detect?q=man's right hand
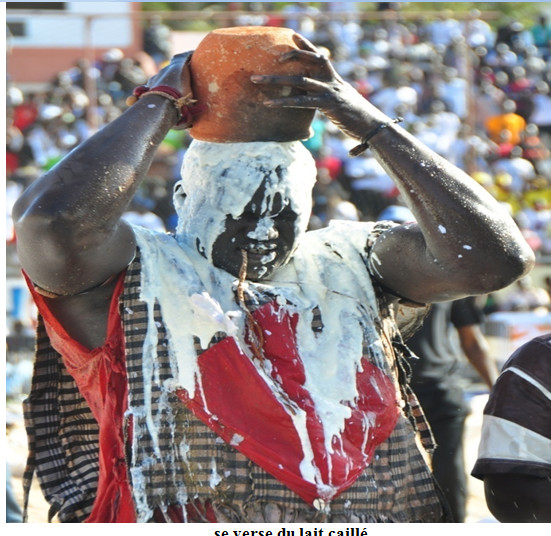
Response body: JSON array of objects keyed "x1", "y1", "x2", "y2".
[
  {"x1": 145, "y1": 52, "x2": 196, "y2": 129},
  {"x1": 250, "y1": 37, "x2": 387, "y2": 141},
  {"x1": 147, "y1": 51, "x2": 193, "y2": 94},
  {"x1": 13, "y1": 54, "x2": 197, "y2": 310}
]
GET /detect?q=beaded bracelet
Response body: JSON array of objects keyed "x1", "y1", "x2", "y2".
[
  {"x1": 126, "y1": 85, "x2": 203, "y2": 127},
  {"x1": 349, "y1": 117, "x2": 403, "y2": 157}
]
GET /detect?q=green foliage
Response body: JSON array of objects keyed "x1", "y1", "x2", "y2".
[
  {"x1": 403, "y1": 3, "x2": 548, "y2": 27},
  {"x1": 139, "y1": 2, "x2": 549, "y2": 30},
  {"x1": 141, "y1": 2, "x2": 217, "y2": 13},
  {"x1": 141, "y1": 2, "x2": 223, "y2": 31}
]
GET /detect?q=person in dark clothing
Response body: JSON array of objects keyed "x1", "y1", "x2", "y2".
[
  {"x1": 143, "y1": 16, "x2": 172, "y2": 67},
  {"x1": 472, "y1": 334, "x2": 551, "y2": 522},
  {"x1": 407, "y1": 297, "x2": 498, "y2": 522}
]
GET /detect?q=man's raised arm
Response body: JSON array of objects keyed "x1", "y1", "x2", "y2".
[
  {"x1": 13, "y1": 53, "x2": 195, "y2": 297},
  {"x1": 251, "y1": 40, "x2": 535, "y2": 303}
]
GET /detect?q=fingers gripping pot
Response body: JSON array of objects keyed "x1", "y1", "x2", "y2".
[{"x1": 189, "y1": 26, "x2": 316, "y2": 142}]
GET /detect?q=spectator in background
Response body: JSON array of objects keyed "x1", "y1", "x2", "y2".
[
  {"x1": 505, "y1": 66, "x2": 535, "y2": 121},
  {"x1": 485, "y1": 99, "x2": 526, "y2": 146},
  {"x1": 501, "y1": 275, "x2": 551, "y2": 312},
  {"x1": 530, "y1": 81, "x2": 551, "y2": 142},
  {"x1": 442, "y1": 35, "x2": 470, "y2": 80},
  {"x1": 492, "y1": 172, "x2": 521, "y2": 215},
  {"x1": 343, "y1": 149, "x2": 398, "y2": 220},
  {"x1": 315, "y1": 144, "x2": 344, "y2": 182},
  {"x1": 521, "y1": 176, "x2": 551, "y2": 210},
  {"x1": 472, "y1": 334, "x2": 551, "y2": 522},
  {"x1": 301, "y1": 112, "x2": 326, "y2": 158},
  {"x1": 530, "y1": 14, "x2": 551, "y2": 59},
  {"x1": 447, "y1": 124, "x2": 494, "y2": 173},
  {"x1": 463, "y1": 9, "x2": 495, "y2": 49},
  {"x1": 483, "y1": 44, "x2": 516, "y2": 74},
  {"x1": 281, "y1": 2, "x2": 319, "y2": 39},
  {"x1": 382, "y1": 205, "x2": 498, "y2": 523},
  {"x1": 327, "y1": 11, "x2": 363, "y2": 61},
  {"x1": 523, "y1": 44, "x2": 547, "y2": 78},
  {"x1": 11, "y1": 92, "x2": 39, "y2": 134},
  {"x1": 142, "y1": 15, "x2": 172, "y2": 68},
  {"x1": 23, "y1": 105, "x2": 66, "y2": 169},
  {"x1": 113, "y1": 58, "x2": 149, "y2": 97},
  {"x1": 491, "y1": 145, "x2": 537, "y2": 195},
  {"x1": 434, "y1": 67, "x2": 469, "y2": 120},
  {"x1": 414, "y1": 99, "x2": 461, "y2": 161},
  {"x1": 311, "y1": 164, "x2": 360, "y2": 229},
  {"x1": 97, "y1": 48, "x2": 125, "y2": 86},
  {"x1": 495, "y1": 18, "x2": 530, "y2": 56},
  {"x1": 407, "y1": 296, "x2": 498, "y2": 523},
  {"x1": 520, "y1": 123, "x2": 551, "y2": 176},
  {"x1": 6, "y1": 117, "x2": 25, "y2": 176},
  {"x1": 516, "y1": 195, "x2": 551, "y2": 260},
  {"x1": 369, "y1": 71, "x2": 418, "y2": 120},
  {"x1": 363, "y1": 27, "x2": 392, "y2": 76},
  {"x1": 473, "y1": 80, "x2": 506, "y2": 132},
  {"x1": 490, "y1": 128, "x2": 515, "y2": 159},
  {"x1": 425, "y1": 11, "x2": 463, "y2": 49}
]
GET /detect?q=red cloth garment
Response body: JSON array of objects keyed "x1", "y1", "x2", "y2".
[
  {"x1": 26, "y1": 273, "x2": 137, "y2": 523},
  {"x1": 25, "y1": 278, "x2": 399, "y2": 518},
  {"x1": 178, "y1": 300, "x2": 399, "y2": 505}
]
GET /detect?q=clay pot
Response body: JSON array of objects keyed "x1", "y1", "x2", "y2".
[{"x1": 188, "y1": 26, "x2": 316, "y2": 143}]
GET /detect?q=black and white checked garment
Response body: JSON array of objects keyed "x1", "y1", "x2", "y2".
[{"x1": 23, "y1": 226, "x2": 447, "y2": 523}]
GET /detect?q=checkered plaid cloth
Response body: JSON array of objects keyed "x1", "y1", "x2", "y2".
[{"x1": 23, "y1": 234, "x2": 447, "y2": 522}]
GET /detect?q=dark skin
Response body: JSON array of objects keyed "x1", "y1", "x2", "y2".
[
  {"x1": 13, "y1": 38, "x2": 534, "y2": 352},
  {"x1": 211, "y1": 185, "x2": 298, "y2": 281},
  {"x1": 457, "y1": 323, "x2": 498, "y2": 389}
]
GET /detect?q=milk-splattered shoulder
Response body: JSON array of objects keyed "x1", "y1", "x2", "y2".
[
  {"x1": 289, "y1": 219, "x2": 383, "y2": 297},
  {"x1": 290, "y1": 219, "x2": 429, "y2": 338}
]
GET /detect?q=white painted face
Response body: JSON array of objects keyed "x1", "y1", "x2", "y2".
[{"x1": 173, "y1": 140, "x2": 317, "y2": 279}]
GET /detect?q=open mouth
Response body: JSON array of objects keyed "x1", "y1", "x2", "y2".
[
  {"x1": 243, "y1": 241, "x2": 277, "y2": 256},
  {"x1": 240, "y1": 244, "x2": 278, "y2": 275}
]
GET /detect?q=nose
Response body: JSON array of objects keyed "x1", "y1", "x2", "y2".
[{"x1": 247, "y1": 216, "x2": 279, "y2": 240}]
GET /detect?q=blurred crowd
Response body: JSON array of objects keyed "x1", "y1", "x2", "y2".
[{"x1": 6, "y1": 5, "x2": 551, "y2": 346}]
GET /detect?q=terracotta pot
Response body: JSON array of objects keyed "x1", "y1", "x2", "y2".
[{"x1": 189, "y1": 26, "x2": 316, "y2": 143}]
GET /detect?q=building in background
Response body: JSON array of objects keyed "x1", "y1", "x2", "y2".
[{"x1": 6, "y1": 2, "x2": 142, "y2": 89}]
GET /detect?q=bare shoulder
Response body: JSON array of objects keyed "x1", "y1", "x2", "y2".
[{"x1": 15, "y1": 212, "x2": 136, "y2": 297}]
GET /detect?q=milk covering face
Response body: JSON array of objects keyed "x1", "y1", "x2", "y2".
[
  {"x1": 173, "y1": 140, "x2": 316, "y2": 279},
  {"x1": 124, "y1": 140, "x2": 407, "y2": 510},
  {"x1": 129, "y1": 141, "x2": 408, "y2": 511}
]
